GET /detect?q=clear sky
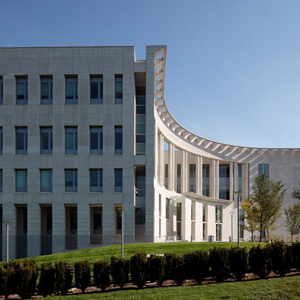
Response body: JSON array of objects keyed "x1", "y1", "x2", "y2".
[{"x1": 1, "y1": 0, "x2": 300, "y2": 148}]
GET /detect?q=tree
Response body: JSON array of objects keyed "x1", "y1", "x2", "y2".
[
  {"x1": 240, "y1": 199, "x2": 259, "y2": 242},
  {"x1": 291, "y1": 181, "x2": 300, "y2": 201},
  {"x1": 284, "y1": 203, "x2": 300, "y2": 240},
  {"x1": 241, "y1": 174, "x2": 285, "y2": 242}
]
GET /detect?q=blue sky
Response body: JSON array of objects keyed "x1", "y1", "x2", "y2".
[{"x1": 2, "y1": 0, "x2": 300, "y2": 148}]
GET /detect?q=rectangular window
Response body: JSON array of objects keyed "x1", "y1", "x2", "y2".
[
  {"x1": 166, "y1": 198, "x2": 170, "y2": 219},
  {"x1": 65, "y1": 127, "x2": 77, "y2": 154},
  {"x1": 90, "y1": 169, "x2": 103, "y2": 192},
  {"x1": 41, "y1": 77, "x2": 53, "y2": 104},
  {"x1": 65, "y1": 77, "x2": 78, "y2": 104},
  {"x1": 92, "y1": 207, "x2": 102, "y2": 234},
  {"x1": 135, "y1": 166, "x2": 146, "y2": 225},
  {"x1": 40, "y1": 169, "x2": 52, "y2": 192},
  {"x1": 258, "y1": 164, "x2": 269, "y2": 177},
  {"x1": 115, "y1": 126, "x2": 122, "y2": 154},
  {"x1": 136, "y1": 93, "x2": 146, "y2": 155},
  {"x1": 238, "y1": 164, "x2": 242, "y2": 192},
  {"x1": 202, "y1": 164, "x2": 210, "y2": 197},
  {"x1": 65, "y1": 169, "x2": 77, "y2": 192},
  {"x1": 189, "y1": 164, "x2": 196, "y2": 192},
  {"x1": 16, "y1": 77, "x2": 28, "y2": 104},
  {"x1": 215, "y1": 205, "x2": 223, "y2": 223},
  {"x1": 0, "y1": 169, "x2": 2, "y2": 192},
  {"x1": 90, "y1": 76, "x2": 103, "y2": 104},
  {"x1": 40, "y1": 127, "x2": 52, "y2": 154},
  {"x1": 0, "y1": 77, "x2": 3, "y2": 105},
  {"x1": 115, "y1": 75, "x2": 123, "y2": 104},
  {"x1": 90, "y1": 127, "x2": 103, "y2": 154},
  {"x1": 16, "y1": 169, "x2": 27, "y2": 192},
  {"x1": 165, "y1": 164, "x2": 168, "y2": 189},
  {"x1": 219, "y1": 164, "x2": 230, "y2": 200},
  {"x1": 69, "y1": 207, "x2": 77, "y2": 233},
  {"x1": 0, "y1": 127, "x2": 2, "y2": 155},
  {"x1": 114, "y1": 169, "x2": 122, "y2": 192},
  {"x1": 16, "y1": 127, "x2": 27, "y2": 155},
  {"x1": 177, "y1": 164, "x2": 181, "y2": 193}
]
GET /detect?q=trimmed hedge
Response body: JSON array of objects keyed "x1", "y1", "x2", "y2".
[
  {"x1": 55, "y1": 261, "x2": 73, "y2": 295},
  {"x1": 130, "y1": 252, "x2": 148, "y2": 289},
  {"x1": 171, "y1": 254, "x2": 185, "y2": 286},
  {"x1": 111, "y1": 256, "x2": 129, "y2": 288},
  {"x1": 38, "y1": 262, "x2": 55, "y2": 297},
  {"x1": 229, "y1": 247, "x2": 248, "y2": 280},
  {"x1": 75, "y1": 260, "x2": 91, "y2": 293},
  {"x1": 94, "y1": 260, "x2": 110, "y2": 291},
  {"x1": 210, "y1": 247, "x2": 230, "y2": 282},
  {"x1": 249, "y1": 244, "x2": 271, "y2": 279},
  {"x1": 149, "y1": 255, "x2": 166, "y2": 286},
  {"x1": 190, "y1": 251, "x2": 209, "y2": 284}
]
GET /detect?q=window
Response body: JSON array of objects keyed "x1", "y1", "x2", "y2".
[
  {"x1": 65, "y1": 77, "x2": 78, "y2": 104},
  {"x1": 16, "y1": 169, "x2": 27, "y2": 192},
  {"x1": 215, "y1": 205, "x2": 222, "y2": 242},
  {"x1": 238, "y1": 164, "x2": 242, "y2": 192},
  {"x1": 114, "y1": 169, "x2": 122, "y2": 192},
  {"x1": 92, "y1": 207, "x2": 102, "y2": 234},
  {"x1": 165, "y1": 164, "x2": 168, "y2": 189},
  {"x1": 40, "y1": 127, "x2": 52, "y2": 154},
  {"x1": 115, "y1": 126, "x2": 122, "y2": 154},
  {"x1": 65, "y1": 127, "x2": 77, "y2": 154},
  {"x1": 69, "y1": 207, "x2": 77, "y2": 233},
  {"x1": 0, "y1": 127, "x2": 2, "y2": 155},
  {"x1": 0, "y1": 77, "x2": 3, "y2": 104},
  {"x1": 115, "y1": 75, "x2": 123, "y2": 104},
  {"x1": 90, "y1": 127, "x2": 103, "y2": 154},
  {"x1": 90, "y1": 169, "x2": 103, "y2": 192},
  {"x1": 189, "y1": 164, "x2": 196, "y2": 192},
  {"x1": 202, "y1": 164, "x2": 210, "y2": 197},
  {"x1": 258, "y1": 164, "x2": 269, "y2": 177},
  {"x1": 166, "y1": 198, "x2": 170, "y2": 219},
  {"x1": 90, "y1": 77, "x2": 103, "y2": 104},
  {"x1": 0, "y1": 169, "x2": 2, "y2": 192},
  {"x1": 16, "y1": 127, "x2": 27, "y2": 155},
  {"x1": 65, "y1": 169, "x2": 77, "y2": 192},
  {"x1": 40, "y1": 170, "x2": 52, "y2": 192},
  {"x1": 135, "y1": 166, "x2": 146, "y2": 225},
  {"x1": 41, "y1": 77, "x2": 53, "y2": 104},
  {"x1": 219, "y1": 164, "x2": 230, "y2": 200},
  {"x1": 215, "y1": 205, "x2": 223, "y2": 223},
  {"x1": 136, "y1": 93, "x2": 146, "y2": 155},
  {"x1": 177, "y1": 164, "x2": 181, "y2": 193},
  {"x1": 16, "y1": 77, "x2": 28, "y2": 104}
]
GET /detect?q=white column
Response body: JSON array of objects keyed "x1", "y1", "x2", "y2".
[
  {"x1": 194, "y1": 201, "x2": 202, "y2": 241},
  {"x1": 210, "y1": 159, "x2": 216, "y2": 198},
  {"x1": 181, "y1": 196, "x2": 191, "y2": 241},
  {"x1": 158, "y1": 133, "x2": 164, "y2": 186},
  {"x1": 215, "y1": 160, "x2": 219, "y2": 199},
  {"x1": 196, "y1": 156, "x2": 203, "y2": 195},
  {"x1": 229, "y1": 162, "x2": 234, "y2": 200},
  {"x1": 168, "y1": 143, "x2": 174, "y2": 191}
]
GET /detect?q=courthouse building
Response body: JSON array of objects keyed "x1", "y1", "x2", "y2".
[{"x1": 0, "y1": 45, "x2": 299, "y2": 259}]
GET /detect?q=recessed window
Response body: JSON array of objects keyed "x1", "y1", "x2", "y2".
[
  {"x1": 115, "y1": 75, "x2": 123, "y2": 104},
  {"x1": 90, "y1": 77, "x2": 103, "y2": 104},
  {"x1": 40, "y1": 169, "x2": 52, "y2": 192},
  {"x1": 258, "y1": 164, "x2": 269, "y2": 177},
  {"x1": 65, "y1": 169, "x2": 77, "y2": 192},
  {"x1": 0, "y1": 127, "x2": 2, "y2": 155},
  {"x1": 16, "y1": 127, "x2": 27, "y2": 155},
  {"x1": 65, "y1": 77, "x2": 78, "y2": 104},
  {"x1": 40, "y1": 127, "x2": 52, "y2": 154},
  {"x1": 90, "y1": 169, "x2": 103, "y2": 192},
  {"x1": 114, "y1": 169, "x2": 122, "y2": 192},
  {"x1": 0, "y1": 78, "x2": 3, "y2": 105},
  {"x1": 65, "y1": 127, "x2": 77, "y2": 154},
  {"x1": 16, "y1": 169, "x2": 27, "y2": 192},
  {"x1": 90, "y1": 127, "x2": 103, "y2": 154},
  {"x1": 115, "y1": 126, "x2": 122, "y2": 154},
  {"x1": 0, "y1": 169, "x2": 2, "y2": 192},
  {"x1": 41, "y1": 77, "x2": 53, "y2": 104},
  {"x1": 16, "y1": 77, "x2": 28, "y2": 104}
]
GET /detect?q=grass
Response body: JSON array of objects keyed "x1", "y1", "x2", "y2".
[{"x1": 48, "y1": 276, "x2": 300, "y2": 299}]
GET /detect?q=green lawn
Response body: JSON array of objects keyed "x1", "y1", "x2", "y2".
[{"x1": 50, "y1": 276, "x2": 300, "y2": 300}]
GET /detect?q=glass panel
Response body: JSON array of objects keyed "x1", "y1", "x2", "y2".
[
  {"x1": 66, "y1": 82, "x2": 73, "y2": 99},
  {"x1": 136, "y1": 124, "x2": 146, "y2": 134},
  {"x1": 90, "y1": 82, "x2": 98, "y2": 99},
  {"x1": 115, "y1": 169, "x2": 122, "y2": 192}
]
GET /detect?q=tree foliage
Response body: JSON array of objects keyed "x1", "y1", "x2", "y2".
[
  {"x1": 284, "y1": 203, "x2": 300, "y2": 240},
  {"x1": 241, "y1": 174, "x2": 285, "y2": 242},
  {"x1": 241, "y1": 199, "x2": 260, "y2": 242},
  {"x1": 291, "y1": 181, "x2": 300, "y2": 201}
]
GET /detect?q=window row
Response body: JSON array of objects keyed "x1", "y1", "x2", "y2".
[
  {"x1": 0, "y1": 126, "x2": 122, "y2": 155},
  {"x1": 0, "y1": 169, "x2": 123, "y2": 193},
  {"x1": 0, "y1": 75, "x2": 123, "y2": 105}
]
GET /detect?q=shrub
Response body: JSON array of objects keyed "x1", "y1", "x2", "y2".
[
  {"x1": 111, "y1": 257, "x2": 129, "y2": 289},
  {"x1": 0, "y1": 266, "x2": 15, "y2": 300},
  {"x1": 170, "y1": 254, "x2": 185, "y2": 286},
  {"x1": 18, "y1": 259, "x2": 38, "y2": 299},
  {"x1": 164, "y1": 254, "x2": 173, "y2": 280},
  {"x1": 149, "y1": 255, "x2": 166, "y2": 286},
  {"x1": 55, "y1": 261, "x2": 73, "y2": 295},
  {"x1": 190, "y1": 250, "x2": 209, "y2": 284},
  {"x1": 209, "y1": 247, "x2": 230, "y2": 282},
  {"x1": 229, "y1": 247, "x2": 248, "y2": 280},
  {"x1": 93, "y1": 260, "x2": 110, "y2": 291},
  {"x1": 130, "y1": 252, "x2": 148, "y2": 289},
  {"x1": 292, "y1": 241, "x2": 300, "y2": 270},
  {"x1": 38, "y1": 262, "x2": 55, "y2": 297},
  {"x1": 75, "y1": 260, "x2": 91, "y2": 293},
  {"x1": 270, "y1": 240, "x2": 289, "y2": 277},
  {"x1": 249, "y1": 244, "x2": 271, "y2": 279}
]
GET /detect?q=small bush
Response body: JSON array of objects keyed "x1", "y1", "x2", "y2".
[
  {"x1": 170, "y1": 255, "x2": 185, "y2": 286},
  {"x1": 190, "y1": 251, "x2": 209, "y2": 284},
  {"x1": 209, "y1": 247, "x2": 230, "y2": 282},
  {"x1": 270, "y1": 240, "x2": 289, "y2": 277},
  {"x1": 292, "y1": 242, "x2": 300, "y2": 270},
  {"x1": 55, "y1": 261, "x2": 73, "y2": 295},
  {"x1": 249, "y1": 244, "x2": 271, "y2": 279},
  {"x1": 38, "y1": 262, "x2": 55, "y2": 297},
  {"x1": 75, "y1": 260, "x2": 91, "y2": 293},
  {"x1": 94, "y1": 260, "x2": 110, "y2": 291},
  {"x1": 0, "y1": 266, "x2": 15, "y2": 300},
  {"x1": 130, "y1": 252, "x2": 148, "y2": 289},
  {"x1": 149, "y1": 255, "x2": 166, "y2": 286},
  {"x1": 164, "y1": 254, "x2": 173, "y2": 280},
  {"x1": 111, "y1": 257, "x2": 129, "y2": 289},
  {"x1": 18, "y1": 259, "x2": 38, "y2": 299},
  {"x1": 229, "y1": 247, "x2": 248, "y2": 280}
]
